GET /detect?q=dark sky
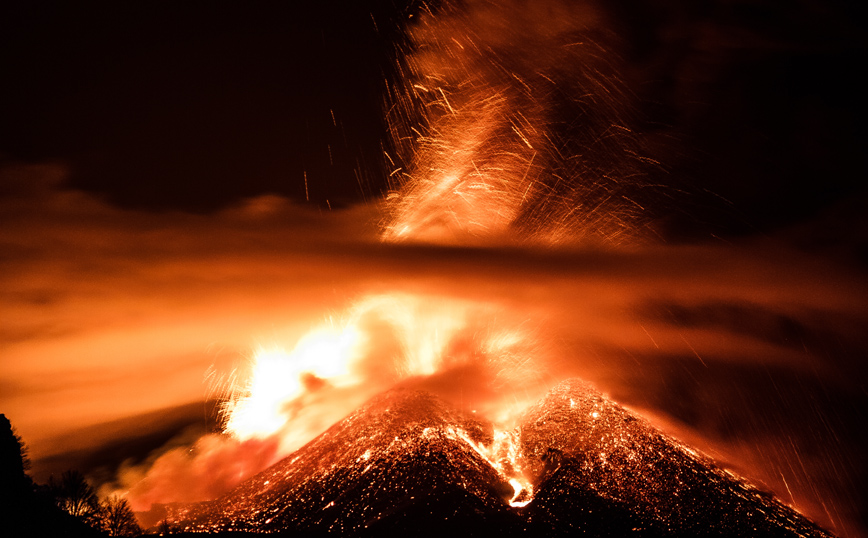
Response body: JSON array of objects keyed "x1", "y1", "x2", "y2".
[
  {"x1": 2, "y1": 0, "x2": 867, "y2": 236},
  {"x1": 1, "y1": 0, "x2": 405, "y2": 210}
]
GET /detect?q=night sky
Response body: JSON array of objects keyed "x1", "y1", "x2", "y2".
[
  {"x1": 2, "y1": 0, "x2": 865, "y2": 231},
  {"x1": 1, "y1": 0, "x2": 405, "y2": 210},
  {"x1": 2, "y1": 0, "x2": 867, "y2": 536}
]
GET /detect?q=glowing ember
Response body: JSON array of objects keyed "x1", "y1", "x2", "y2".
[
  {"x1": 381, "y1": 0, "x2": 658, "y2": 245},
  {"x1": 221, "y1": 0, "x2": 659, "y2": 467},
  {"x1": 220, "y1": 0, "x2": 655, "y2": 477}
]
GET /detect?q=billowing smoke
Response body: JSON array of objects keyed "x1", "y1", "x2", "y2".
[
  {"x1": 106, "y1": 431, "x2": 279, "y2": 511},
  {"x1": 97, "y1": 292, "x2": 557, "y2": 511},
  {"x1": 220, "y1": 293, "x2": 556, "y2": 440}
]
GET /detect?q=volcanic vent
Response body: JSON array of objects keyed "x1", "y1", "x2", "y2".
[{"x1": 166, "y1": 380, "x2": 832, "y2": 537}]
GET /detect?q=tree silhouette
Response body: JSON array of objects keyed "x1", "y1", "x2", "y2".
[
  {"x1": 0, "y1": 413, "x2": 32, "y2": 495},
  {"x1": 1, "y1": 415, "x2": 101, "y2": 536},
  {"x1": 101, "y1": 495, "x2": 142, "y2": 536},
  {"x1": 50, "y1": 470, "x2": 103, "y2": 526}
]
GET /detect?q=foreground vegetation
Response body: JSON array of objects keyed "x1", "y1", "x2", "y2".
[{"x1": 1, "y1": 414, "x2": 140, "y2": 536}]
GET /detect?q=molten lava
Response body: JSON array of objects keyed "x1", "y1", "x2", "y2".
[{"x1": 220, "y1": 0, "x2": 662, "y2": 474}]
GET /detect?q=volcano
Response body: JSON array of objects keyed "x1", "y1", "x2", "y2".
[{"x1": 164, "y1": 380, "x2": 833, "y2": 537}]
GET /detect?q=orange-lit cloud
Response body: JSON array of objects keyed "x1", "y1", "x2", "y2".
[
  {"x1": 0, "y1": 163, "x2": 380, "y2": 452},
  {"x1": 2, "y1": 163, "x2": 866, "y2": 536}
]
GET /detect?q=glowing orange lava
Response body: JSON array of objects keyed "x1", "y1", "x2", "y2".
[{"x1": 459, "y1": 426, "x2": 534, "y2": 507}]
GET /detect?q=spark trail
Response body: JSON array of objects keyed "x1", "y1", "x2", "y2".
[{"x1": 382, "y1": 0, "x2": 659, "y2": 245}]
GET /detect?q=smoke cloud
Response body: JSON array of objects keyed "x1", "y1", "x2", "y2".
[{"x1": 113, "y1": 433, "x2": 279, "y2": 511}]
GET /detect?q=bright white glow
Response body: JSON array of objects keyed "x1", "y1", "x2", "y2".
[{"x1": 224, "y1": 324, "x2": 362, "y2": 440}]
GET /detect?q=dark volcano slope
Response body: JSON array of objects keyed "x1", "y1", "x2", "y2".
[
  {"x1": 174, "y1": 389, "x2": 520, "y2": 536},
  {"x1": 169, "y1": 381, "x2": 833, "y2": 537},
  {"x1": 520, "y1": 379, "x2": 832, "y2": 537}
]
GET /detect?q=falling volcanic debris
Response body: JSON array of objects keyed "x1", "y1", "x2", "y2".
[
  {"x1": 519, "y1": 380, "x2": 830, "y2": 537},
  {"x1": 171, "y1": 389, "x2": 518, "y2": 535}
]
